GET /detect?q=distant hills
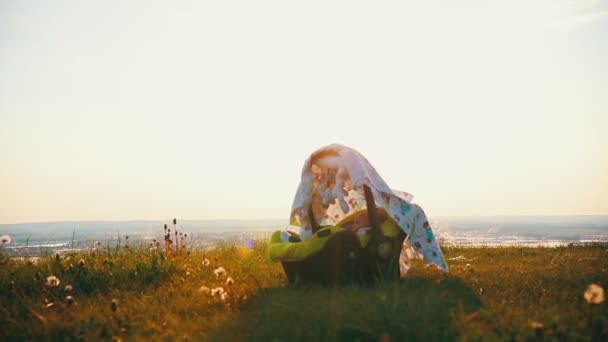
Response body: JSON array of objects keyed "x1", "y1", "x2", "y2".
[
  {"x1": 1, "y1": 216, "x2": 607, "y2": 245},
  {"x1": 0, "y1": 219, "x2": 288, "y2": 243}
]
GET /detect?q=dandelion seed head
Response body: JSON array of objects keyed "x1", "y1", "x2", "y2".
[
  {"x1": 0, "y1": 235, "x2": 12, "y2": 244},
  {"x1": 584, "y1": 283, "x2": 605, "y2": 304},
  {"x1": 225, "y1": 277, "x2": 234, "y2": 286},
  {"x1": 531, "y1": 321, "x2": 543, "y2": 329},
  {"x1": 214, "y1": 267, "x2": 226, "y2": 277},
  {"x1": 211, "y1": 287, "x2": 224, "y2": 296},
  {"x1": 46, "y1": 276, "x2": 61, "y2": 287},
  {"x1": 465, "y1": 263, "x2": 471, "y2": 268}
]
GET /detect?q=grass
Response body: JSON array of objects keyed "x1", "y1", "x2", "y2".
[{"x1": 0, "y1": 242, "x2": 606, "y2": 341}]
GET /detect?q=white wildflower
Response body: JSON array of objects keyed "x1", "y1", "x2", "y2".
[
  {"x1": 225, "y1": 277, "x2": 234, "y2": 286},
  {"x1": 65, "y1": 285, "x2": 73, "y2": 293},
  {"x1": 0, "y1": 235, "x2": 11, "y2": 244},
  {"x1": 46, "y1": 276, "x2": 61, "y2": 287},
  {"x1": 202, "y1": 259, "x2": 210, "y2": 267},
  {"x1": 211, "y1": 287, "x2": 224, "y2": 296},
  {"x1": 584, "y1": 284, "x2": 605, "y2": 304},
  {"x1": 531, "y1": 321, "x2": 543, "y2": 329},
  {"x1": 65, "y1": 295, "x2": 74, "y2": 305},
  {"x1": 198, "y1": 286, "x2": 210, "y2": 294},
  {"x1": 214, "y1": 267, "x2": 226, "y2": 277},
  {"x1": 465, "y1": 263, "x2": 471, "y2": 269},
  {"x1": 220, "y1": 292, "x2": 229, "y2": 301}
]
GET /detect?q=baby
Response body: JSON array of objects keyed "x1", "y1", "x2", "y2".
[
  {"x1": 344, "y1": 209, "x2": 388, "y2": 235},
  {"x1": 351, "y1": 211, "x2": 370, "y2": 231}
]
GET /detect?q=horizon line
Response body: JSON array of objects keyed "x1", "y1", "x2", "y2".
[{"x1": 2, "y1": 214, "x2": 608, "y2": 226}]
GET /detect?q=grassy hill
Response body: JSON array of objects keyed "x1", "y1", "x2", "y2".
[{"x1": 1, "y1": 242, "x2": 606, "y2": 341}]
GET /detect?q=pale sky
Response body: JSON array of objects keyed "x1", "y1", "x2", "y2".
[{"x1": 1, "y1": 0, "x2": 607, "y2": 224}]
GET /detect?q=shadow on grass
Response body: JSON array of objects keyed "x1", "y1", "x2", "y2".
[{"x1": 212, "y1": 276, "x2": 483, "y2": 342}]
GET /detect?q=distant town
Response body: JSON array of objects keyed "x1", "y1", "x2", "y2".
[{"x1": 1, "y1": 216, "x2": 607, "y2": 256}]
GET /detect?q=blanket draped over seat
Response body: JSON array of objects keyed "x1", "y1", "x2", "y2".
[{"x1": 289, "y1": 144, "x2": 448, "y2": 273}]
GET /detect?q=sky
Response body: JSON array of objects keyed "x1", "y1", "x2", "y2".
[{"x1": 1, "y1": 0, "x2": 607, "y2": 224}]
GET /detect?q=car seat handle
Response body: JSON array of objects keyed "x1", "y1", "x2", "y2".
[
  {"x1": 363, "y1": 185, "x2": 381, "y2": 238},
  {"x1": 309, "y1": 207, "x2": 320, "y2": 234},
  {"x1": 363, "y1": 184, "x2": 391, "y2": 261}
]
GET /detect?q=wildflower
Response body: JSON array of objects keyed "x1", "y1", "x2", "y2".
[
  {"x1": 220, "y1": 292, "x2": 229, "y2": 301},
  {"x1": 46, "y1": 276, "x2": 61, "y2": 287},
  {"x1": 0, "y1": 235, "x2": 11, "y2": 244},
  {"x1": 198, "y1": 286, "x2": 210, "y2": 294},
  {"x1": 531, "y1": 321, "x2": 543, "y2": 329},
  {"x1": 111, "y1": 299, "x2": 118, "y2": 312},
  {"x1": 79, "y1": 259, "x2": 86, "y2": 267},
  {"x1": 531, "y1": 321, "x2": 543, "y2": 339},
  {"x1": 65, "y1": 285, "x2": 73, "y2": 293},
  {"x1": 211, "y1": 287, "x2": 224, "y2": 296},
  {"x1": 584, "y1": 284, "x2": 605, "y2": 304},
  {"x1": 214, "y1": 267, "x2": 226, "y2": 277},
  {"x1": 225, "y1": 277, "x2": 234, "y2": 286},
  {"x1": 46, "y1": 302, "x2": 55, "y2": 308},
  {"x1": 65, "y1": 296, "x2": 74, "y2": 305},
  {"x1": 465, "y1": 263, "x2": 471, "y2": 269},
  {"x1": 202, "y1": 259, "x2": 210, "y2": 267}
]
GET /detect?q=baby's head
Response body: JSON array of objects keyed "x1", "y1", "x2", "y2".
[
  {"x1": 352, "y1": 211, "x2": 370, "y2": 230},
  {"x1": 347, "y1": 210, "x2": 387, "y2": 231}
]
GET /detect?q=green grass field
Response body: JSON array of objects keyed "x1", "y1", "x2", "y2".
[{"x1": 1, "y1": 242, "x2": 606, "y2": 341}]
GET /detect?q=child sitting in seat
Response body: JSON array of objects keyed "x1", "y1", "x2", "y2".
[{"x1": 345, "y1": 210, "x2": 387, "y2": 235}]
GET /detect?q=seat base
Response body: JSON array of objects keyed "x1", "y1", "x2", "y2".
[{"x1": 281, "y1": 230, "x2": 406, "y2": 286}]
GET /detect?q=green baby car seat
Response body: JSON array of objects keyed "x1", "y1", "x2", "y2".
[
  {"x1": 269, "y1": 144, "x2": 449, "y2": 285},
  {"x1": 269, "y1": 195, "x2": 407, "y2": 286},
  {"x1": 268, "y1": 144, "x2": 412, "y2": 286}
]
